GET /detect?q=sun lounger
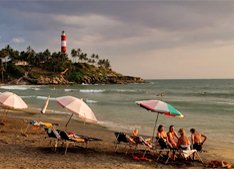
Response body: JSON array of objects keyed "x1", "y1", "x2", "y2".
[
  {"x1": 114, "y1": 132, "x2": 151, "y2": 156},
  {"x1": 44, "y1": 127, "x2": 61, "y2": 151},
  {"x1": 59, "y1": 130, "x2": 102, "y2": 155},
  {"x1": 21, "y1": 120, "x2": 59, "y2": 136},
  {"x1": 155, "y1": 141, "x2": 204, "y2": 164},
  {"x1": 30, "y1": 121, "x2": 59, "y2": 128},
  {"x1": 114, "y1": 132, "x2": 137, "y2": 154},
  {"x1": 154, "y1": 138, "x2": 172, "y2": 164}
]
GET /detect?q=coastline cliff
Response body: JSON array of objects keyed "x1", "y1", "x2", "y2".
[{"x1": 0, "y1": 45, "x2": 144, "y2": 85}]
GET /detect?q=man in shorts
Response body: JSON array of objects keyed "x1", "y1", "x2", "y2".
[{"x1": 190, "y1": 128, "x2": 207, "y2": 151}]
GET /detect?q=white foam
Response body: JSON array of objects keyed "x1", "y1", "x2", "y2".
[
  {"x1": 80, "y1": 89, "x2": 105, "y2": 93},
  {"x1": 36, "y1": 96, "x2": 56, "y2": 101},
  {"x1": 81, "y1": 83, "x2": 89, "y2": 85},
  {"x1": 0, "y1": 85, "x2": 28, "y2": 90},
  {"x1": 114, "y1": 89, "x2": 139, "y2": 93},
  {"x1": 21, "y1": 95, "x2": 35, "y2": 99},
  {"x1": 85, "y1": 99, "x2": 98, "y2": 103},
  {"x1": 64, "y1": 89, "x2": 73, "y2": 92}
]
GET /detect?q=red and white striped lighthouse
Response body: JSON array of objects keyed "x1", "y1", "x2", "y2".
[{"x1": 61, "y1": 30, "x2": 66, "y2": 53}]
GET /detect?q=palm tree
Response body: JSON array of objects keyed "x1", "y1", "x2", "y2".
[
  {"x1": 26, "y1": 46, "x2": 36, "y2": 65},
  {"x1": 77, "y1": 48, "x2": 82, "y2": 63},
  {"x1": 79, "y1": 53, "x2": 85, "y2": 63},
  {"x1": 91, "y1": 54, "x2": 95, "y2": 59},
  {"x1": 71, "y1": 49, "x2": 77, "y2": 63}
]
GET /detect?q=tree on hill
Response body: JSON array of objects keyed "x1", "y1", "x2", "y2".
[
  {"x1": 98, "y1": 59, "x2": 111, "y2": 69},
  {"x1": 71, "y1": 49, "x2": 77, "y2": 63},
  {"x1": 0, "y1": 45, "x2": 115, "y2": 83}
]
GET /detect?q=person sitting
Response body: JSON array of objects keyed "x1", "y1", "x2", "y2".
[
  {"x1": 157, "y1": 124, "x2": 171, "y2": 149},
  {"x1": 132, "y1": 128, "x2": 139, "y2": 137},
  {"x1": 167, "y1": 125, "x2": 179, "y2": 160},
  {"x1": 190, "y1": 128, "x2": 207, "y2": 151},
  {"x1": 177, "y1": 128, "x2": 191, "y2": 150},
  {"x1": 167, "y1": 125, "x2": 179, "y2": 149},
  {"x1": 131, "y1": 128, "x2": 152, "y2": 148}
]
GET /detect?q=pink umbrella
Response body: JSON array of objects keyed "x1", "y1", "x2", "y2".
[
  {"x1": 56, "y1": 96, "x2": 97, "y2": 128},
  {"x1": 0, "y1": 91, "x2": 28, "y2": 117},
  {"x1": 0, "y1": 91, "x2": 28, "y2": 109}
]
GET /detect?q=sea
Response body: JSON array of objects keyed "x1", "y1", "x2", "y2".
[{"x1": 1, "y1": 79, "x2": 234, "y2": 155}]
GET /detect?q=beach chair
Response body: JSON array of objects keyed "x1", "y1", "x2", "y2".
[
  {"x1": 22, "y1": 120, "x2": 59, "y2": 134},
  {"x1": 114, "y1": 132, "x2": 137, "y2": 154},
  {"x1": 158, "y1": 144, "x2": 204, "y2": 164},
  {"x1": 59, "y1": 130, "x2": 102, "y2": 155},
  {"x1": 114, "y1": 132, "x2": 151, "y2": 156},
  {"x1": 155, "y1": 138, "x2": 172, "y2": 164},
  {"x1": 44, "y1": 127, "x2": 61, "y2": 151},
  {"x1": 179, "y1": 147, "x2": 204, "y2": 164}
]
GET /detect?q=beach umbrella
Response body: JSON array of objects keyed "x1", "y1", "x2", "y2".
[
  {"x1": 136, "y1": 100, "x2": 183, "y2": 138},
  {"x1": 0, "y1": 91, "x2": 28, "y2": 109},
  {"x1": 0, "y1": 91, "x2": 28, "y2": 117},
  {"x1": 56, "y1": 96, "x2": 97, "y2": 129}
]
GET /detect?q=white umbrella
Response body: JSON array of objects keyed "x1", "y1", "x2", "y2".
[
  {"x1": 56, "y1": 96, "x2": 97, "y2": 129},
  {"x1": 0, "y1": 91, "x2": 28, "y2": 109},
  {"x1": 0, "y1": 91, "x2": 28, "y2": 117}
]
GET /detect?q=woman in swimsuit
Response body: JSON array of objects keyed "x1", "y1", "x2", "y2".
[
  {"x1": 157, "y1": 125, "x2": 171, "y2": 148},
  {"x1": 177, "y1": 128, "x2": 191, "y2": 150}
]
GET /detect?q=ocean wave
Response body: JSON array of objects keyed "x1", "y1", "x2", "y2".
[
  {"x1": 36, "y1": 96, "x2": 56, "y2": 101},
  {"x1": 112, "y1": 89, "x2": 142, "y2": 93},
  {"x1": 21, "y1": 95, "x2": 36, "y2": 99},
  {"x1": 64, "y1": 89, "x2": 74, "y2": 92},
  {"x1": 85, "y1": 99, "x2": 98, "y2": 103},
  {"x1": 0, "y1": 85, "x2": 28, "y2": 90},
  {"x1": 79, "y1": 89, "x2": 105, "y2": 93}
]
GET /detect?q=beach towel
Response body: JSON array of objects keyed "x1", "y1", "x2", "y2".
[{"x1": 182, "y1": 149, "x2": 196, "y2": 158}]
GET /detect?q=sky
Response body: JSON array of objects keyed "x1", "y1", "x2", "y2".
[{"x1": 1, "y1": 0, "x2": 234, "y2": 79}]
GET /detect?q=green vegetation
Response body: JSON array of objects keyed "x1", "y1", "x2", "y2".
[{"x1": 0, "y1": 45, "x2": 127, "y2": 84}]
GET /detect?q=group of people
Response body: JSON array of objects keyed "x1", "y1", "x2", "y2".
[{"x1": 156, "y1": 124, "x2": 207, "y2": 151}]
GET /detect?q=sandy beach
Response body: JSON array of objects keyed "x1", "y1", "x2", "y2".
[{"x1": 0, "y1": 111, "x2": 232, "y2": 169}]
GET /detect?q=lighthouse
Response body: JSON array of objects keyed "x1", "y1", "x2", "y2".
[{"x1": 61, "y1": 30, "x2": 66, "y2": 53}]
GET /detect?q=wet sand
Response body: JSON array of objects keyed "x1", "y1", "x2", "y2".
[{"x1": 0, "y1": 111, "x2": 233, "y2": 169}]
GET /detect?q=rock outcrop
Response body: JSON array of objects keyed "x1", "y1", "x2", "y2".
[{"x1": 37, "y1": 75, "x2": 71, "y2": 85}]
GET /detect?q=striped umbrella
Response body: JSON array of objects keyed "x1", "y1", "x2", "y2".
[{"x1": 136, "y1": 100, "x2": 183, "y2": 138}]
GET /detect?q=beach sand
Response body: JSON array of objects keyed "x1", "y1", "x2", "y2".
[{"x1": 0, "y1": 111, "x2": 233, "y2": 169}]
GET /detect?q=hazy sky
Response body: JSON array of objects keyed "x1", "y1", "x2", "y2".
[{"x1": 1, "y1": 0, "x2": 234, "y2": 79}]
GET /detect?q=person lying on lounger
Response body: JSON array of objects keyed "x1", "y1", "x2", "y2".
[
  {"x1": 131, "y1": 128, "x2": 152, "y2": 148},
  {"x1": 190, "y1": 128, "x2": 207, "y2": 151}
]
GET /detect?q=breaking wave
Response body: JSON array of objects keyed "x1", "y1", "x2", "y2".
[{"x1": 79, "y1": 89, "x2": 105, "y2": 93}]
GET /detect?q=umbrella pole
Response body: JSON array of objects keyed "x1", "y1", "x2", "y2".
[
  {"x1": 65, "y1": 113, "x2": 74, "y2": 130},
  {"x1": 152, "y1": 112, "x2": 159, "y2": 140}
]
